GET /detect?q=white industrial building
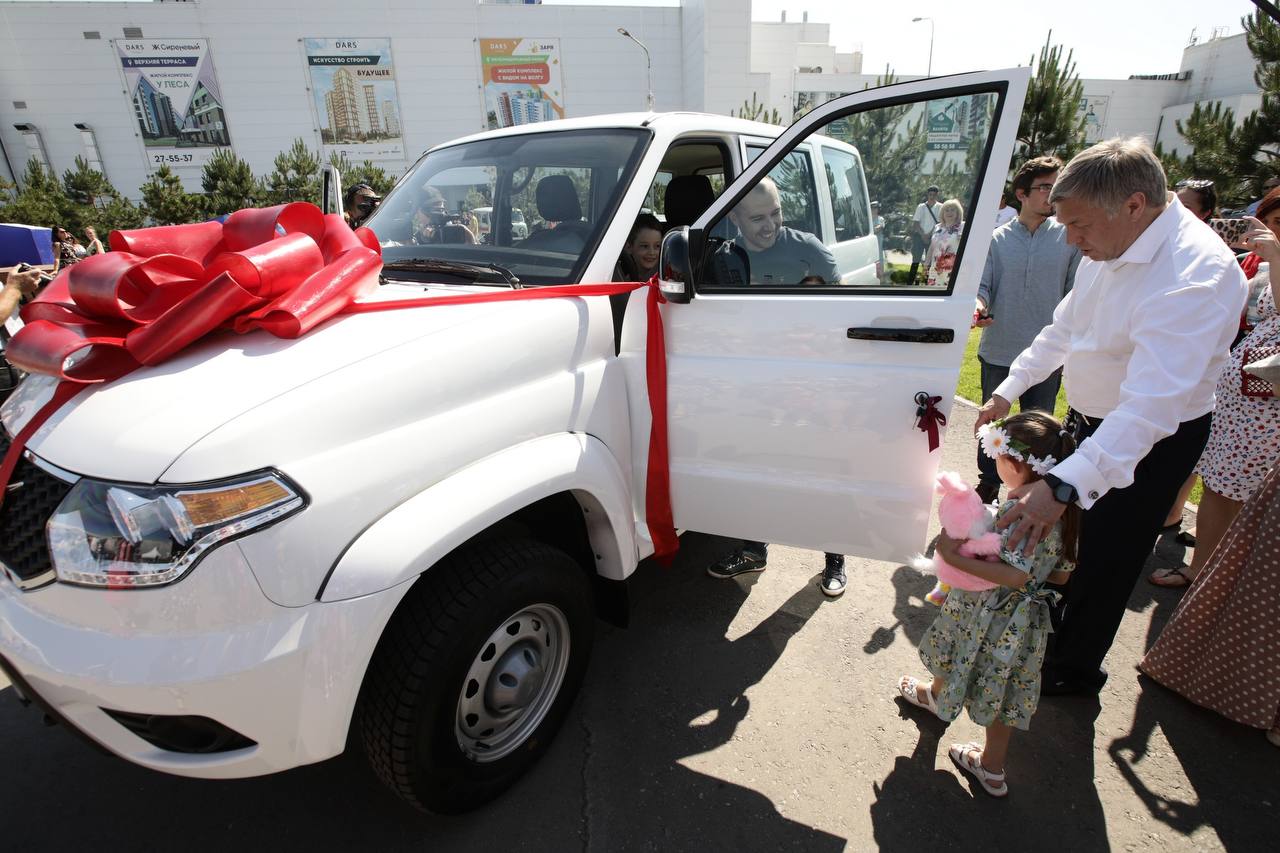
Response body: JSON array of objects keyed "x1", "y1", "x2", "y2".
[{"x1": 0, "y1": 0, "x2": 1262, "y2": 199}]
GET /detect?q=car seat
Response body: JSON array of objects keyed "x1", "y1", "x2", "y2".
[
  {"x1": 521, "y1": 175, "x2": 591, "y2": 253},
  {"x1": 663, "y1": 175, "x2": 715, "y2": 228}
]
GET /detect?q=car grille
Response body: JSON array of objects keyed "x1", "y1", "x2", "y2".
[{"x1": 0, "y1": 430, "x2": 75, "y2": 585}]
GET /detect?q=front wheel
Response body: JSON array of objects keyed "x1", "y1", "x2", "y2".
[{"x1": 358, "y1": 538, "x2": 594, "y2": 813}]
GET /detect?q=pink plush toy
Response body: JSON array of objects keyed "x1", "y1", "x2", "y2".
[{"x1": 912, "y1": 471, "x2": 1003, "y2": 605}]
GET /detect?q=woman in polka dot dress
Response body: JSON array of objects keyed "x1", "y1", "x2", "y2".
[
  {"x1": 1140, "y1": 458, "x2": 1280, "y2": 747},
  {"x1": 1151, "y1": 190, "x2": 1280, "y2": 588}
]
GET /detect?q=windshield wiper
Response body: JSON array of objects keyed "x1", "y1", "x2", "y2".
[{"x1": 381, "y1": 258, "x2": 521, "y2": 288}]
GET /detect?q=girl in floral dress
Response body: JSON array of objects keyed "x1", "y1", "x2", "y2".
[{"x1": 897, "y1": 412, "x2": 1079, "y2": 797}]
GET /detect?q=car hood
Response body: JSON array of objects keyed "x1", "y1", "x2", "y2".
[{"x1": 2, "y1": 284, "x2": 528, "y2": 483}]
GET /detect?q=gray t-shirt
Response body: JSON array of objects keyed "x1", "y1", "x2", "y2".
[
  {"x1": 712, "y1": 227, "x2": 840, "y2": 286},
  {"x1": 977, "y1": 217, "x2": 1081, "y2": 366}
]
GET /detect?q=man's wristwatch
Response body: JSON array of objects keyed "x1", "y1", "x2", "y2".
[{"x1": 1042, "y1": 473, "x2": 1078, "y2": 505}]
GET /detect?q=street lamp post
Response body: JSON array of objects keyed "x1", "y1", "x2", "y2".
[
  {"x1": 617, "y1": 27, "x2": 655, "y2": 111},
  {"x1": 912, "y1": 17, "x2": 934, "y2": 78}
]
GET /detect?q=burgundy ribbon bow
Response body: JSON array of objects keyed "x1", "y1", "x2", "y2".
[
  {"x1": 915, "y1": 393, "x2": 947, "y2": 453},
  {"x1": 0, "y1": 204, "x2": 678, "y2": 560}
]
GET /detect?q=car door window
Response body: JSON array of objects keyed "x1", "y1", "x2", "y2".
[{"x1": 701, "y1": 90, "x2": 1000, "y2": 291}]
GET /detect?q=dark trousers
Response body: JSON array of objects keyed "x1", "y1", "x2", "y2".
[
  {"x1": 741, "y1": 541, "x2": 843, "y2": 568},
  {"x1": 1045, "y1": 411, "x2": 1211, "y2": 686},
  {"x1": 908, "y1": 233, "x2": 926, "y2": 283},
  {"x1": 976, "y1": 358, "x2": 1063, "y2": 487}
]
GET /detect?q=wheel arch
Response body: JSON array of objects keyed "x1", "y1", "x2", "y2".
[{"x1": 317, "y1": 433, "x2": 636, "y2": 614}]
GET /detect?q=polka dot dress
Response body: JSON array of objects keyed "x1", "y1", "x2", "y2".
[
  {"x1": 1196, "y1": 284, "x2": 1280, "y2": 502},
  {"x1": 1140, "y1": 461, "x2": 1280, "y2": 731}
]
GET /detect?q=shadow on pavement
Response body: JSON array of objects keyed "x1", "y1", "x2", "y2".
[
  {"x1": 863, "y1": 562, "x2": 938, "y2": 656},
  {"x1": 0, "y1": 532, "x2": 842, "y2": 851}
]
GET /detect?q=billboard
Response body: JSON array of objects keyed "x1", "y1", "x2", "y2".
[
  {"x1": 480, "y1": 38, "x2": 564, "y2": 130},
  {"x1": 303, "y1": 38, "x2": 404, "y2": 161},
  {"x1": 1078, "y1": 95, "x2": 1110, "y2": 144},
  {"x1": 115, "y1": 38, "x2": 231, "y2": 170},
  {"x1": 925, "y1": 95, "x2": 991, "y2": 151}
]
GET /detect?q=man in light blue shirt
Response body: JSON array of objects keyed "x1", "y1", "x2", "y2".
[{"x1": 973, "y1": 156, "x2": 1081, "y2": 503}]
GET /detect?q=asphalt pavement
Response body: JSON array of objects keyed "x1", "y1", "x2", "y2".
[{"x1": 0, "y1": 401, "x2": 1273, "y2": 851}]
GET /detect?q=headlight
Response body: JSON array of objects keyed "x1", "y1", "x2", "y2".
[{"x1": 47, "y1": 471, "x2": 306, "y2": 589}]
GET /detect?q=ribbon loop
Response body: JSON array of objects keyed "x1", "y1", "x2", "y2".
[
  {"x1": 0, "y1": 203, "x2": 678, "y2": 561},
  {"x1": 914, "y1": 392, "x2": 947, "y2": 453}
]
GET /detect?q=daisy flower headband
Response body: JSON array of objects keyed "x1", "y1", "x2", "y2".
[{"x1": 977, "y1": 419, "x2": 1057, "y2": 476}]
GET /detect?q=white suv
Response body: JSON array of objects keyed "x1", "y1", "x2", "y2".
[{"x1": 0, "y1": 70, "x2": 1027, "y2": 813}]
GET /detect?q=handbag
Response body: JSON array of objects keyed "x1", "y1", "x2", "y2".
[{"x1": 1241, "y1": 345, "x2": 1280, "y2": 398}]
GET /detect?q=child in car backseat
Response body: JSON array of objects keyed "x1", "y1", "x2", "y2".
[{"x1": 896, "y1": 411, "x2": 1079, "y2": 797}]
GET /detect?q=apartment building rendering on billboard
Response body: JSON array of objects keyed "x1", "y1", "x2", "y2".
[
  {"x1": 497, "y1": 89, "x2": 555, "y2": 127},
  {"x1": 322, "y1": 66, "x2": 399, "y2": 143}
]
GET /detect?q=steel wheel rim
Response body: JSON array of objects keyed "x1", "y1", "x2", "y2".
[{"x1": 455, "y1": 602, "x2": 570, "y2": 763}]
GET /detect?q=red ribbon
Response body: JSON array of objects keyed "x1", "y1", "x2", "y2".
[
  {"x1": 915, "y1": 394, "x2": 947, "y2": 453},
  {"x1": 1, "y1": 204, "x2": 678, "y2": 561}
]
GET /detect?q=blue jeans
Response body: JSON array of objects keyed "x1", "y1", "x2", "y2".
[{"x1": 977, "y1": 357, "x2": 1062, "y2": 487}]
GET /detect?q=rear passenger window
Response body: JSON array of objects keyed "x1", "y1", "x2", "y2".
[{"x1": 823, "y1": 148, "x2": 871, "y2": 241}]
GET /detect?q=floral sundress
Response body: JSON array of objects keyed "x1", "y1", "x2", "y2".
[
  {"x1": 1196, "y1": 280, "x2": 1280, "y2": 502},
  {"x1": 919, "y1": 500, "x2": 1072, "y2": 730},
  {"x1": 925, "y1": 222, "x2": 962, "y2": 287}
]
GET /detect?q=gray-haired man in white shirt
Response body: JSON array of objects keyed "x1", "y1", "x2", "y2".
[{"x1": 974, "y1": 137, "x2": 1248, "y2": 696}]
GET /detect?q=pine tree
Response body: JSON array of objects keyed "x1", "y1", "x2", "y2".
[
  {"x1": 830, "y1": 68, "x2": 928, "y2": 239},
  {"x1": 0, "y1": 157, "x2": 71, "y2": 231},
  {"x1": 1162, "y1": 10, "x2": 1280, "y2": 207},
  {"x1": 327, "y1": 152, "x2": 396, "y2": 196},
  {"x1": 1232, "y1": 10, "x2": 1280, "y2": 200},
  {"x1": 201, "y1": 149, "x2": 262, "y2": 215},
  {"x1": 733, "y1": 92, "x2": 784, "y2": 126},
  {"x1": 62, "y1": 156, "x2": 115, "y2": 210},
  {"x1": 265, "y1": 138, "x2": 322, "y2": 205},
  {"x1": 1017, "y1": 32, "x2": 1086, "y2": 160},
  {"x1": 140, "y1": 165, "x2": 205, "y2": 225}
]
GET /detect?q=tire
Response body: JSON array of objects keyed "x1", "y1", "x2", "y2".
[{"x1": 358, "y1": 538, "x2": 594, "y2": 813}]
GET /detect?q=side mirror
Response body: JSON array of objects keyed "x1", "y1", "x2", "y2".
[
  {"x1": 321, "y1": 165, "x2": 343, "y2": 216},
  {"x1": 658, "y1": 227, "x2": 693, "y2": 303}
]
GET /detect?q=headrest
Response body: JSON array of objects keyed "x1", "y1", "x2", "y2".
[
  {"x1": 664, "y1": 175, "x2": 716, "y2": 228},
  {"x1": 536, "y1": 175, "x2": 582, "y2": 222}
]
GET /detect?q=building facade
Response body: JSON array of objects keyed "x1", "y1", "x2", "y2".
[{"x1": 0, "y1": 0, "x2": 1261, "y2": 200}]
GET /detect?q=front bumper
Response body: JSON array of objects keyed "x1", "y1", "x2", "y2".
[{"x1": 0, "y1": 543, "x2": 413, "y2": 779}]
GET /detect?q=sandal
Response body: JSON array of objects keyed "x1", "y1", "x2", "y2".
[
  {"x1": 949, "y1": 742, "x2": 1008, "y2": 798},
  {"x1": 1148, "y1": 567, "x2": 1196, "y2": 588},
  {"x1": 897, "y1": 675, "x2": 941, "y2": 717}
]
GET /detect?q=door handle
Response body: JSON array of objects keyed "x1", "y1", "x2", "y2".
[{"x1": 847, "y1": 327, "x2": 955, "y2": 344}]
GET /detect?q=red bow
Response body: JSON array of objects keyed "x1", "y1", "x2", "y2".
[
  {"x1": 1, "y1": 204, "x2": 677, "y2": 560},
  {"x1": 915, "y1": 393, "x2": 947, "y2": 453}
]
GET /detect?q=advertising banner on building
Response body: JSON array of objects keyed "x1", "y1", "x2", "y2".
[
  {"x1": 1077, "y1": 95, "x2": 1110, "y2": 143},
  {"x1": 115, "y1": 38, "x2": 231, "y2": 170},
  {"x1": 303, "y1": 38, "x2": 404, "y2": 162},
  {"x1": 479, "y1": 38, "x2": 565, "y2": 130},
  {"x1": 925, "y1": 95, "x2": 991, "y2": 151}
]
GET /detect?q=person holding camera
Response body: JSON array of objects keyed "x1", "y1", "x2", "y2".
[{"x1": 345, "y1": 183, "x2": 381, "y2": 229}]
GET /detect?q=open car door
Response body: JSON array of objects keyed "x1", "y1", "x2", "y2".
[{"x1": 625, "y1": 68, "x2": 1030, "y2": 562}]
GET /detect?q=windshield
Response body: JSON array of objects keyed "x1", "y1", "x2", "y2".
[{"x1": 364, "y1": 128, "x2": 649, "y2": 285}]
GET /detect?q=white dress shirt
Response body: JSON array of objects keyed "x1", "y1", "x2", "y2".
[{"x1": 994, "y1": 195, "x2": 1248, "y2": 509}]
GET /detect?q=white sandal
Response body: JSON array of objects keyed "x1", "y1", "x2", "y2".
[
  {"x1": 948, "y1": 742, "x2": 1008, "y2": 798},
  {"x1": 897, "y1": 675, "x2": 941, "y2": 718}
]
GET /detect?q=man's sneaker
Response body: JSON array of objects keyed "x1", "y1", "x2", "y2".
[
  {"x1": 707, "y1": 550, "x2": 767, "y2": 579},
  {"x1": 820, "y1": 557, "x2": 847, "y2": 597},
  {"x1": 976, "y1": 481, "x2": 1001, "y2": 505}
]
